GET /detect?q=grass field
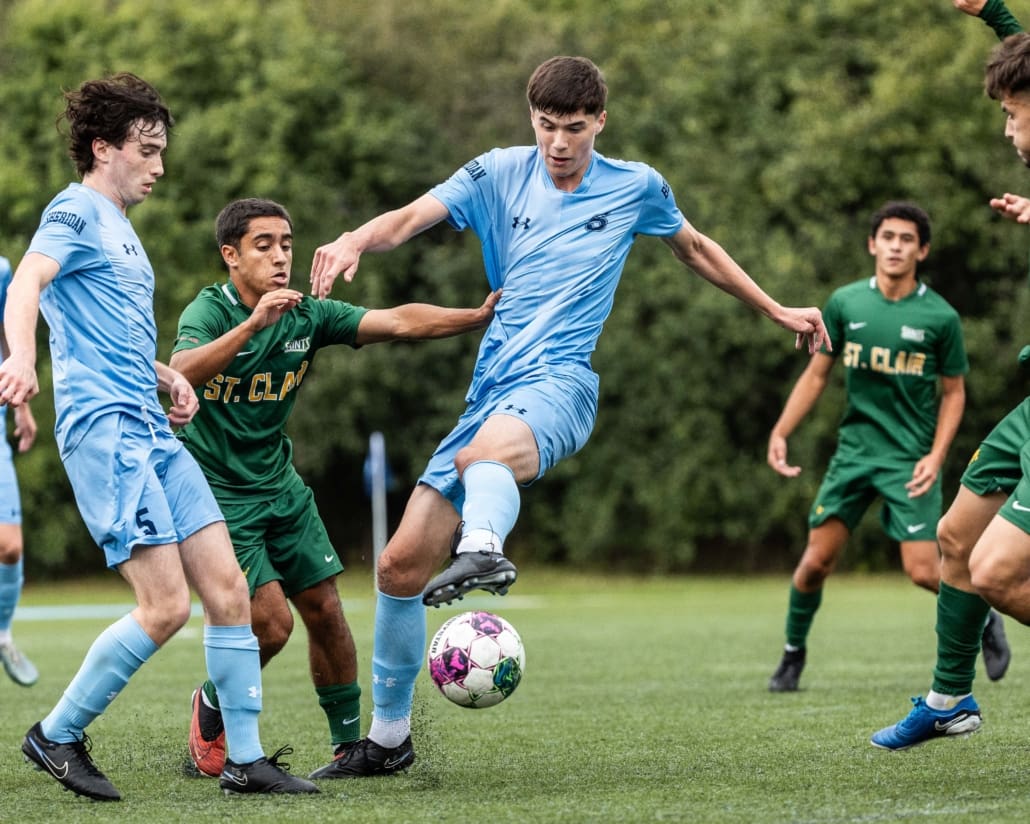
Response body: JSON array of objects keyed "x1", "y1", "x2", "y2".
[{"x1": 2, "y1": 569, "x2": 1029, "y2": 823}]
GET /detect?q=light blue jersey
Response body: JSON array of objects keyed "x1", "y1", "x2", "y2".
[
  {"x1": 28, "y1": 183, "x2": 169, "y2": 457},
  {"x1": 430, "y1": 147, "x2": 685, "y2": 403},
  {"x1": 420, "y1": 147, "x2": 686, "y2": 503}
]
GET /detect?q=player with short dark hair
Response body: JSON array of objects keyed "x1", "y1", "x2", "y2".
[
  {"x1": 871, "y1": 28, "x2": 1030, "y2": 750},
  {"x1": 172, "y1": 197, "x2": 498, "y2": 779},
  {"x1": 764, "y1": 201, "x2": 1006, "y2": 693},
  {"x1": 0, "y1": 254, "x2": 39, "y2": 687},
  {"x1": 0, "y1": 74, "x2": 316, "y2": 799},
  {"x1": 306, "y1": 54, "x2": 831, "y2": 774}
]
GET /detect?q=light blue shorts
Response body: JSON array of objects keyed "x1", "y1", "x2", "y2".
[
  {"x1": 419, "y1": 369, "x2": 599, "y2": 512},
  {"x1": 64, "y1": 413, "x2": 224, "y2": 568},
  {"x1": 0, "y1": 426, "x2": 20, "y2": 525}
]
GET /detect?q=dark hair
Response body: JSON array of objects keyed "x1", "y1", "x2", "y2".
[
  {"x1": 869, "y1": 201, "x2": 931, "y2": 247},
  {"x1": 61, "y1": 73, "x2": 172, "y2": 176},
  {"x1": 526, "y1": 56, "x2": 607, "y2": 117},
  {"x1": 985, "y1": 32, "x2": 1030, "y2": 100},
  {"x1": 216, "y1": 198, "x2": 293, "y2": 250}
]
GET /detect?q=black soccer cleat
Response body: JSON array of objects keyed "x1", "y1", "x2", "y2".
[
  {"x1": 422, "y1": 551, "x2": 518, "y2": 607},
  {"x1": 308, "y1": 736, "x2": 415, "y2": 779},
  {"x1": 768, "y1": 647, "x2": 806, "y2": 692},
  {"x1": 22, "y1": 721, "x2": 121, "y2": 801},
  {"x1": 219, "y1": 746, "x2": 320, "y2": 795},
  {"x1": 980, "y1": 609, "x2": 1011, "y2": 682}
]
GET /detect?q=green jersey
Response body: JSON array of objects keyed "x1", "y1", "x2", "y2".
[
  {"x1": 173, "y1": 281, "x2": 367, "y2": 496},
  {"x1": 823, "y1": 277, "x2": 967, "y2": 464}
]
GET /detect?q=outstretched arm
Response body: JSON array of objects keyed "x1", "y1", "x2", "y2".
[
  {"x1": 767, "y1": 352, "x2": 834, "y2": 478},
  {"x1": 355, "y1": 290, "x2": 501, "y2": 344},
  {"x1": 953, "y1": 0, "x2": 1024, "y2": 38},
  {"x1": 662, "y1": 221, "x2": 831, "y2": 354},
  {"x1": 0, "y1": 253, "x2": 60, "y2": 407},
  {"x1": 309, "y1": 193, "x2": 451, "y2": 299}
]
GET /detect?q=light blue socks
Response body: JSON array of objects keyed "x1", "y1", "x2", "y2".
[
  {"x1": 458, "y1": 460, "x2": 520, "y2": 553},
  {"x1": 204, "y1": 624, "x2": 264, "y2": 764},
  {"x1": 42, "y1": 613, "x2": 157, "y2": 742}
]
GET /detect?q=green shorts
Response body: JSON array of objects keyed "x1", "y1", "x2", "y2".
[
  {"x1": 960, "y1": 395, "x2": 1030, "y2": 533},
  {"x1": 808, "y1": 453, "x2": 941, "y2": 542},
  {"x1": 214, "y1": 469, "x2": 342, "y2": 598}
]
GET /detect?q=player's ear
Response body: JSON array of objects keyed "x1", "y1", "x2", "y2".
[
  {"x1": 220, "y1": 243, "x2": 239, "y2": 268},
  {"x1": 917, "y1": 244, "x2": 930, "y2": 262},
  {"x1": 595, "y1": 111, "x2": 606, "y2": 134}
]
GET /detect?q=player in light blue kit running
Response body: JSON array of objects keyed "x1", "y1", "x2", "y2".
[
  {"x1": 0, "y1": 73, "x2": 316, "y2": 799},
  {"x1": 0, "y1": 255, "x2": 39, "y2": 687},
  {"x1": 307, "y1": 56, "x2": 831, "y2": 775}
]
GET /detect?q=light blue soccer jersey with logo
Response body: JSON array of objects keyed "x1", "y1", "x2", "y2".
[
  {"x1": 27, "y1": 183, "x2": 168, "y2": 456},
  {"x1": 430, "y1": 147, "x2": 685, "y2": 402}
]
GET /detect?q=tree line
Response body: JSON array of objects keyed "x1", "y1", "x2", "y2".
[{"x1": 1, "y1": 0, "x2": 1027, "y2": 577}]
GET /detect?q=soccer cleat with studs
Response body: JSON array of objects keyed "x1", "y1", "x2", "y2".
[
  {"x1": 0, "y1": 640, "x2": 39, "y2": 686},
  {"x1": 768, "y1": 647, "x2": 806, "y2": 692},
  {"x1": 980, "y1": 609, "x2": 1011, "y2": 682},
  {"x1": 308, "y1": 736, "x2": 415, "y2": 779},
  {"x1": 870, "y1": 695, "x2": 982, "y2": 751},
  {"x1": 22, "y1": 721, "x2": 121, "y2": 801},
  {"x1": 219, "y1": 746, "x2": 319, "y2": 795},
  {"x1": 188, "y1": 686, "x2": 226, "y2": 777}
]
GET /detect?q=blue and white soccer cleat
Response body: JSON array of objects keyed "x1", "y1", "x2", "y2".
[{"x1": 870, "y1": 695, "x2": 982, "y2": 750}]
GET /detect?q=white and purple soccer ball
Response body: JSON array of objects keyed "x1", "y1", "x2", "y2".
[{"x1": 427, "y1": 611, "x2": 525, "y2": 708}]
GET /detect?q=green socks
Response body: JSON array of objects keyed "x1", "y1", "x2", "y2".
[
  {"x1": 784, "y1": 584, "x2": 823, "y2": 649},
  {"x1": 932, "y1": 581, "x2": 991, "y2": 696}
]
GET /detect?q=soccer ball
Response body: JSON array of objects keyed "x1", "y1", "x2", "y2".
[{"x1": 427, "y1": 611, "x2": 525, "y2": 708}]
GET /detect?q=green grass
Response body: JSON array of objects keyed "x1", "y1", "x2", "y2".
[{"x1": 2, "y1": 570, "x2": 1029, "y2": 823}]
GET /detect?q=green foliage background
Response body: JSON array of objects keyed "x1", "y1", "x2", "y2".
[{"x1": 1, "y1": 0, "x2": 1028, "y2": 577}]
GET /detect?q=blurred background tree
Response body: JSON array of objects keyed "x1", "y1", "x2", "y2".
[{"x1": 0, "y1": 0, "x2": 1026, "y2": 577}]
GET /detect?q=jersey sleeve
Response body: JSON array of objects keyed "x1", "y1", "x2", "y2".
[
  {"x1": 429, "y1": 150, "x2": 498, "y2": 234},
  {"x1": 173, "y1": 289, "x2": 228, "y2": 353},
  {"x1": 636, "y1": 166, "x2": 686, "y2": 237},
  {"x1": 27, "y1": 188, "x2": 102, "y2": 278},
  {"x1": 936, "y1": 309, "x2": 970, "y2": 377},
  {"x1": 980, "y1": 0, "x2": 1023, "y2": 38},
  {"x1": 313, "y1": 299, "x2": 368, "y2": 347},
  {"x1": 821, "y1": 288, "x2": 845, "y2": 356}
]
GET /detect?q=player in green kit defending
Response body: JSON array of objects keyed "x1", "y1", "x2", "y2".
[
  {"x1": 766, "y1": 202, "x2": 1009, "y2": 692},
  {"x1": 172, "y1": 198, "x2": 497, "y2": 779}
]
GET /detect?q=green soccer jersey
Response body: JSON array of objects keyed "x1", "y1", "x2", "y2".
[
  {"x1": 823, "y1": 276, "x2": 968, "y2": 464},
  {"x1": 173, "y1": 281, "x2": 367, "y2": 496}
]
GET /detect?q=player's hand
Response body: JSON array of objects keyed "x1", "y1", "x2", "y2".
[
  {"x1": 310, "y1": 233, "x2": 362, "y2": 299},
  {"x1": 166, "y1": 373, "x2": 200, "y2": 427},
  {"x1": 989, "y1": 192, "x2": 1030, "y2": 223},
  {"x1": 475, "y1": 289, "x2": 502, "y2": 326},
  {"x1": 953, "y1": 0, "x2": 988, "y2": 16},
  {"x1": 12, "y1": 403, "x2": 37, "y2": 453},
  {"x1": 249, "y1": 288, "x2": 303, "y2": 331},
  {"x1": 768, "y1": 433, "x2": 801, "y2": 477},
  {"x1": 905, "y1": 455, "x2": 940, "y2": 498},
  {"x1": 0, "y1": 355, "x2": 39, "y2": 407},
  {"x1": 778, "y1": 306, "x2": 831, "y2": 355}
]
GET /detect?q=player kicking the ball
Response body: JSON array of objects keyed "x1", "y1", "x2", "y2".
[{"x1": 307, "y1": 55, "x2": 830, "y2": 772}]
